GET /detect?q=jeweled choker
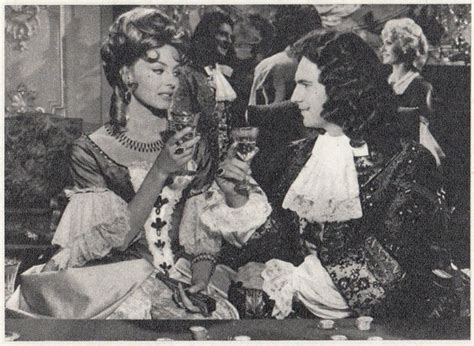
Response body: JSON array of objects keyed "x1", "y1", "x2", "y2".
[{"x1": 105, "y1": 124, "x2": 164, "y2": 153}]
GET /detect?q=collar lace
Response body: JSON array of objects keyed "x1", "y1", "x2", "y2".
[{"x1": 282, "y1": 133, "x2": 363, "y2": 223}]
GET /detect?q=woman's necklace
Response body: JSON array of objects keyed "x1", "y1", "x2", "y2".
[{"x1": 105, "y1": 123, "x2": 164, "y2": 153}]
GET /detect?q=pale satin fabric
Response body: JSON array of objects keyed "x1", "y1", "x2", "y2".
[
  {"x1": 389, "y1": 70, "x2": 446, "y2": 166},
  {"x1": 282, "y1": 133, "x2": 363, "y2": 223},
  {"x1": 262, "y1": 255, "x2": 351, "y2": 319},
  {"x1": 18, "y1": 259, "x2": 154, "y2": 319}
]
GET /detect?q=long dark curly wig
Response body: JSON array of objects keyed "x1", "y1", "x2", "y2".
[
  {"x1": 101, "y1": 7, "x2": 186, "y2": 134},
  {"x1": 293, "y1": 30, "x2": 401, "y2": 154},
  {"x1": 187, "y1": 11, "x2": 237, "y2": 69}
]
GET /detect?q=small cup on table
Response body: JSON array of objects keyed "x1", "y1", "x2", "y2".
[
  {"x1": 189, "y1": 326, "x2": 208, "y2": 340},
  {"x1": 318, "y1": 319, "x2": 335, "y2": 330},
  {"x1": 356, "y1": 316, "x2": 374, "y2": 331}
]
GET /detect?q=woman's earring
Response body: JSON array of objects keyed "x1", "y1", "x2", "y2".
[{"x1": 124, "y1": 79, "x2": 137, "y2": 105}]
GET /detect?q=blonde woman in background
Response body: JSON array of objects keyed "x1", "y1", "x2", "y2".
[{"x1": 381, "y1": 17, "x2": 445, "y2": 167}]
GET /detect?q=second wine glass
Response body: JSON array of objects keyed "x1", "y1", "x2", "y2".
[{"x1": 230, "y1": 126, "x2": 259, "y2": 192}]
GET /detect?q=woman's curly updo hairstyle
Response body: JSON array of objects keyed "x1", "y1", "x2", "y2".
[
  {"x1": 294, "y1": 30, "x2": 400, "y2": 154},
  {"x1": 381, "y1": 18, "x2": 429, "y2": 71},
  {"x1": 101, "y1": 7, "x2": 186, "y2": 133}
]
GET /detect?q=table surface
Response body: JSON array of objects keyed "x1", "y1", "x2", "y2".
[{"x1": 4, "y1": 317, "x2": 470, "y2": 341}]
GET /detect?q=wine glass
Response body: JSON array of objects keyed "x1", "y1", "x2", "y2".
[
  {"x1": 230, "y1": 126, "x2": 259, "y2": 192},
  {"x1": 5, "y1": 258, "x2": 21, "y2": 303},
  {"x1": 169, "y1": 111, "x2": 200, "y2": 175}
]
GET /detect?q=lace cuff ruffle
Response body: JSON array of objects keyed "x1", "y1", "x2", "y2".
[
  {"x1": 68, "y1": 214, "x2": 130, "y2": 267},
  {"x1": 262, "y1": 256, "x2": 350, "y2": 319},
  {"x1": 261, "y1": 259, "x2": 297, "y2": 319},
  {"x1": 200, "y1": 183, "x2": 272, "y2": 248},
  {"x1": 51, "y1": 188, "x2": 131, "y2": 268}
]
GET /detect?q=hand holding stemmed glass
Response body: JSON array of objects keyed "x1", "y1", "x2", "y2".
[
  {"x1": 231, "y1": 126, "x2": 259, "y2": 191},
  {"x1": 215, "y1": 126, "x2": 259, "y2": 202},
  {"x1": 168, "y1": 111, "x2": 200, "y2": 175}
]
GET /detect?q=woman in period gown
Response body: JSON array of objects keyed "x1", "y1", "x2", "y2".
[
  {"x1": 13, "y1": 7, "x2": 269, "y2": 320},
  {"x1": 381, "y1": 18, "x2": 445, "y2": 167},
  {"x1": 202, "y1": 30, "x2": 468, "y2": 319}
]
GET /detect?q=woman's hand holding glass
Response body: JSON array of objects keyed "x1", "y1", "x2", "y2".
[{"x1": 153, "y1": 127, "x2": 201, "y2": 177}]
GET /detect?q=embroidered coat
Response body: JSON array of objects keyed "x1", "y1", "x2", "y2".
[{"x1": 220, "y1": 131, "x2": 457, "y2": 318}]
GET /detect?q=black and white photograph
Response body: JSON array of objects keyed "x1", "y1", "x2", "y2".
[{"x1": 3, "y1": 2, "x2": 471, "y2": 342}]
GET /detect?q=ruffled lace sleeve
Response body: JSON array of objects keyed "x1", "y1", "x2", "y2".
[
  {"x1": 50, "y1": 138, "x2": 132, "y2": 269},
  {"x1": 199, "y1": 180, "x2": 272, "y2": 248},
  {"x1": 51, "y1": 189, "x2": 131, "y2": 268}
]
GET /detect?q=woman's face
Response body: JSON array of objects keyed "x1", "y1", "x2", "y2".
[
  {"x1": 127, "y1": 44, "x2": 180, "y2": 110},
  {"x1": 381, "y1": 37, "x2": 402, "y2": 65},
  {"x1": 291, "y1": 57, "x2": 330, "y2": 129},
  {"x1": 215, "y1": 23, "x2": 233, "y2": 57}
]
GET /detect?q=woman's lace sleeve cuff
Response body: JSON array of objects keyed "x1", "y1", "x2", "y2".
[
  {"x1": 200, "y1": 186, "x2": 272, "y2": 248},
  {"x1": 68, "y1": 213, "x2": 130, "y2": 267},
  {"x1": 52, "y1": 188, "x2": 131, "y2": 268}
]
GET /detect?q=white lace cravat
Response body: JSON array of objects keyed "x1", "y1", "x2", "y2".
[{"x1": 282, "y1": 133, "x2": 363, "y2": 223}]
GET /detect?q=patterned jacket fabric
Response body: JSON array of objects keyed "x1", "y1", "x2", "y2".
[{"x1": 219, "y1": 131, "x2": 460, "y2": 318}]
